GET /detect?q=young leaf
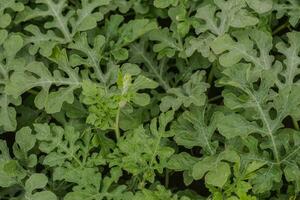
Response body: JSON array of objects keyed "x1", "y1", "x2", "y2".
[
  {"x1": 81, "y1": 69, "x2": 158, "y2": 130},
  {"x1": 110, "y1": 111, "x2": 175, "y2": 183}
]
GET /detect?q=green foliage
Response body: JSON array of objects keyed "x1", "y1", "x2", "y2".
[
  {"x1": 109, "y1": 111, "x2": 174, "y2": 184},
  {"x1": 1, "y1": 0, "x2": 300, "y2": 199}
]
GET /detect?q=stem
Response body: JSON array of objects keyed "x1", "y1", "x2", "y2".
[
  {"x1": 27, "y1": 89, "x2": 39, "y2": 95},
  {"x1": 139, "y1": 179, "x2": 145, "y2": 189},
  {"x1": 114, "y1": 107, "x2": 121, "y2": 141},
  {"x1": 128, "y1": 176, "x2": 138, "y2": 191},
  {"x1": 292, "y1": 117, "x2": 299, "y2": 130},
  {"x1": 207, "y1": 62, "x2": 216, "y2": 86},
  {"x1": 165, "y1": 169, "x2": 169, "y2": 188},
  {"x1": 208, "y1": 95, "x2": 223, "y2": 102},
  {"x1": 272, "y1": 21, "x2": 290, "y2": 36}
]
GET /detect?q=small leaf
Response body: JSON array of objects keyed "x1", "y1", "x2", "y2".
[
  {"x1": 15, "y1": 127, "x2": 36, "y2": 152},
  {"x1": 245, "y1": 0, "x2": 273, "y2": 14},
  {"x1": 216, "y1": 112, "x2": 260, "y2": 139},
  {"x1": 25, "y1": 174, "x2": 57, "y2": 200},
  {"x1": 153, "y1": 0, "x2": 178, "y2": 8},
  {"x1": 25, "y1": 173, "x2": 48, "y2": 192},
  {"x1": 112, "y1": 48, "x2": 129, "y2": 61},
  {"x1": 192, "y1": 150, "x2": 239, "y2": 188},
  {"x1": 205, "y1": 162, "x2": 231, "y2": 188},
  {"x1": 167, "y1": 152, "x2": 198, "y2": 171}
]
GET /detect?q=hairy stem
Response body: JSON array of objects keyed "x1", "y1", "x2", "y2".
[
  {"x1": 207, "y1": 62, "x2": 216, "y2": 86},
  {"x1": 208, "y1": 95, "x2": 223, "y2": 102},
  {"x1": 272, "y1": 21, "x2": 290, "y2": 36},
  {"x1": 165, "y1": 169, "x2": 170, "y2": 188},
  {"x1": 115, "y1": 107, "x2": 121, "y2": 141},
  {"x1": 292, "y1": 117, "x2": 299, "y2": 130}
]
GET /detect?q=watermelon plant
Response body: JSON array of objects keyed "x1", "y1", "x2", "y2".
[{"x1": 0, "y1": 0, "x2": 300, "y2": 199}]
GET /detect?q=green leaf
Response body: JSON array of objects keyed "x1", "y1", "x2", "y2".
[
  {"x1": 0, "y1": 34, "x2": 23, "y2": 132},
  {"x1": 149, "y1": 28, "x2": 183, "y2": 59},
  {"x1": 71, "y1": 0, "x2": 111, "y2": 33},
  {"x1": 25, "y1": 173, "x2": 48, "y2": 192},
  {"x1": 16, "y1": 0, "x2": 72, "y2": 42},
  {"x1": 16, "y1": 0, "x2": 110, "y2": 42},
  {"x1": 133, "y1": 185, "x2": 186, "y2": 200},
  {"x1": 64, "y1": 168, "x2": 130, "y2": 200},
  {"x1": 68, "y1": 32, "x2": 106, "y2": 82},
  {"x1": 24, "y1": 25, "x2": 63, "y2": 57},
  {"x1": 0, "y1": 140, "x2": 26, "y2": 187},
  {"x1": 192, "y1": 150, "x2": 239, "y2": 188},
  {"x1": 112, "y1": 48, "x2": 129, "y2": 61},
  {"x1": 193, "y1": 0, "x2": 258, "y2": 36},
  {"x1": 0, "y1": 94, "x2": 20, "y2": 132},
  {"x1": 121, "y1": 63, "x2": 141, "y2": 76},
  {"x1": 0, "y1": 0, "x2": 24, "y2": 28},
  {"x1": 110, "y1": 111, "x2": 175, "y2": 183},
  {"x1": 250, "y1": 166, "x2": 282, "y2": 194},
  {"x1": 130, "y1": 41, "x2": 171, "y2": 90},
  {"x1": 211, "y1": 29, "x2": 274, "y2": 68},
  {"x1": 24, "y1": 173, "x2": 57, "y2": 200},
  {"x1": 160, "y1": 71, "x2": 209, "y2": 112},
  {"x1": 82, "y1": 70, "x2": 158, "y2": 130},
  {"x1": 167, "y1": 152, "x2": 198, "y2": 186},
  {"x1": 153, "y1": 0, "x2": 178, "y2": 8},
  {"x1": 205, "y1": 162, "x2": 231, "y2": 188},
  {"x1": 276, "y1": 32, "x2": 300, "y2": 90},
  {"x1": 275, "y1": 0, "x2": 300, "y2": 27},
  {"x1": 13, "y1": 127, "x2": 37, "y2": 168},
  {"x1": 184, "y1": 33, "x2": 217, "y2": 61},
  {"x1": 167, "y1": 152, "x2": 198, "y2": 172},
  {"x1": 216, "y1": 112, "x2": 261, "y2": 139},
  {"x1": 81, "y1": 80, "x2": 119, "y2": 130},
  {"x1": 34, "y1": 123, "x2": 105, "y2": 191},
  {"x1": 117, "y1": 19, "x2": 157, "y2": 46},
  {"x1": 284, "y1": 165, "x2": 300, "y2": 193},
  {"x1": 218, "y1": 63, "x2": 283, "y2": 160},
  {"x1": 245, "y1": 0, "x2": 273, "y2": 14},
  {"x1": 2, "y1": 0, "x2": 300, "y2": 199},
  {"x1": 6, "y1": 48, "x2": 81, "y2": 114},
  {"x1": 172, "y1": 106, "x2": 217, "y2": 155}
]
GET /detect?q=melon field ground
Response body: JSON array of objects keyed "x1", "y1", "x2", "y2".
[{"x1": 0, "y1": 0, "x2": 300, "y2": 199}]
